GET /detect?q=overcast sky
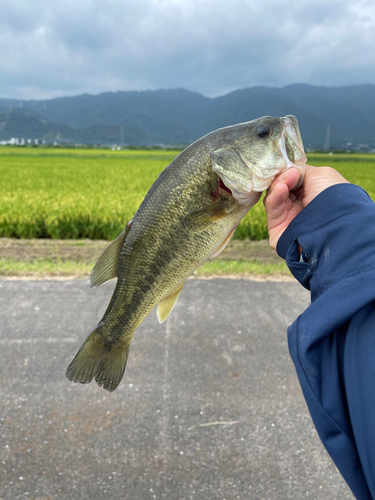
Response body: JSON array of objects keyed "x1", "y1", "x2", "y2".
[{"x1": 0, "y1": 0, "x2": 374, "y2": 100}]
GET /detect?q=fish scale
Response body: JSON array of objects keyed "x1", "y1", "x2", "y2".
[{"x1": 66, "y1": 115, "x2": 306, "y2": 391}]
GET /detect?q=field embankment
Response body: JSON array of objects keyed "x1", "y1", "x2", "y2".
[{"x1": 0, "y1": 237, "x2": 290, "y2": 279}]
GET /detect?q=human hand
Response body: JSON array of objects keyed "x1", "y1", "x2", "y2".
[{"x1": 264, "y1": 165, "x2": 349, "y2": 250}]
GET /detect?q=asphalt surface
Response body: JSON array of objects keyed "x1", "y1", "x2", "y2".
[{"x1": 0, "y1": 279, "x2": 354, "y2": 500}]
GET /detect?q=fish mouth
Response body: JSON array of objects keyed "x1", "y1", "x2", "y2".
[
  {"x1": 280, "y1": 116, "x2": 307, "y2": 167},
  {"x1": 279, "y1": 116, "x2": 306, "y2": 189}
]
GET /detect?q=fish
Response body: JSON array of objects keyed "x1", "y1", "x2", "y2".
[{"x1": 66, "y1": 115, "x2": 306, "y2": 392}]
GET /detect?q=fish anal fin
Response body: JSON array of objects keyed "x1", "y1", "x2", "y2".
[
  {"x1": 157, "y1": 282, "x2": 185, "y2": 323},
  {"x1": 90, "y1": 227, "x2": 129, "y2": 288},
  {"x1": 210, "y1": 227, "x2": 237, "y2": 259}
]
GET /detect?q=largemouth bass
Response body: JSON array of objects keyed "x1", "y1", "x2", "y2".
[{"x1": 66, "y1": 115, "x2": 306, "y2": 391}]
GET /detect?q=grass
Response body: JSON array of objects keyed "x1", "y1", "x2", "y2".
[
  {"x1": 194, "y1": 259, "x2": 290, "y2": 277},
  {"x1": 0, "y1": 256, "x2": 290, "y2": 279},
  {"x1": 306, "y1": 153, "x2": 375, "y2": 198},
  {"x1": 0, "y1": 148, "x2": 374, "y2": 241},
  {"x1": 0, "y1": 237, "x2": 286, "y2": 278},
  {"x1": 0, "y1": 257, "x2": 95, "y2": 278}
]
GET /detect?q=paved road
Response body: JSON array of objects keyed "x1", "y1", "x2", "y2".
[{"x1": 0, "y1": 279, "x2": 353, "y2": 500}]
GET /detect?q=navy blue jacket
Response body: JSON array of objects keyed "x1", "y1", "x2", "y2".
[{"x1": 277, "y1": 183, "x2": 375, "y2": 499}]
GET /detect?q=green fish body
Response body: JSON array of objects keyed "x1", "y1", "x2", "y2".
[{"x1": 66, "y1": 115, "x2": 306, "y2": 391}]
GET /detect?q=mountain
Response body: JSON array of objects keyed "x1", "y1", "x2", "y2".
[
  {"x1": 0, "y1": 107, "x2": 76, "y2": 142},
  {"x1": 1, "y1": 84, "x2": 375, "y2": 150}
]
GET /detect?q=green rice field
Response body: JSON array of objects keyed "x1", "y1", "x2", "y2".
[{"x1": 1, "y1": 147, "x2": 374, "y2": 240}]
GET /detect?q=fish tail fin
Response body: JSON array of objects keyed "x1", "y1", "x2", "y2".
[{"x1": 66, "y1": 325, "x2": 129, "y2": 392}]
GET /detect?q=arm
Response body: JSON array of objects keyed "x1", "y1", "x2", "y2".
[{"x1": 264, "y1": 166, "x2": 375, "y2": 499}]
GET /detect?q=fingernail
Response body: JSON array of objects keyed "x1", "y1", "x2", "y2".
[{"x1": 280, "y1": 169, "x2": 291, "y2": 182}]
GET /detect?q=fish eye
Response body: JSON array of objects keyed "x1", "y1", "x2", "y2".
[{"x1": 256, "y1": 125, "x2": 270, "y2": 138}]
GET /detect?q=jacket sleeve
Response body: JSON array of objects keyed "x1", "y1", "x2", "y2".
[{"x1": 276, "y1": 183, "x2": 375, "y2": 500}]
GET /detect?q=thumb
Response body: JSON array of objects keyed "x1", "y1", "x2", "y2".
[{"x1": 264, "y1": 168, "x2": 301, "y2": 223}]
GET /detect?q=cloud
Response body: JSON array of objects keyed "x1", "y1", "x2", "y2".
[{"x1": 0, "y1": 0, "x2": 374, "y2": 99}]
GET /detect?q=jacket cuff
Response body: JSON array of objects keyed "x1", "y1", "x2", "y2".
[{"x1": 276, "y1": 184, "x2": 375, "y2": 301}]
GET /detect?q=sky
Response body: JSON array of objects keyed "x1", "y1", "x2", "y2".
[{"x1": 0, "y1": 0, "x2": 374, "y2": 100}]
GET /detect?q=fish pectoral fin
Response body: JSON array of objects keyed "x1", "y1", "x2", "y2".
[
  {"x1": 157, "y1": 283, "x2": 185, "y2": 323},
  {"x1": 210, "y1": 227, "x2": 237, "y2": 258},
  {"x1": 90, "y1": 227, "x2": 129, "y2": 288},
  {"x1": 211, "y1": 148, "x2": 253, "y2": 193},
  {"x1": 182, "y1": 199, "x2": 232, "y2": 230}
]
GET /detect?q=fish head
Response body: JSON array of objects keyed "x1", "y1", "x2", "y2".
[{"x1": 210, "y1": 115, "x2": 306, "y2": 206}]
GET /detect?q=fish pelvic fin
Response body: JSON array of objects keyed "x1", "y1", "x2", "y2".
[
  {"x1": 90, "y1": 226, "x2": 129, "y2": 288},
  {"x1": 157, "y1": 282, "x2": 185, "y2": 323},
  {"x1": 66, "y1": 325, "x2": 129, "y2": 392},
  {"x1": 210, "y1": 227, "x2": 237, "y2": 259}
]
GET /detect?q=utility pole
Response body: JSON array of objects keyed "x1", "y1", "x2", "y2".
[{"x1": 323, "y1": 124, "x2": 330, "y2": 151}]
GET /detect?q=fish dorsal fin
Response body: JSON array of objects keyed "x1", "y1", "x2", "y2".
[
  {"x1": 90, "y1": 228, "x2": 128, "y2": 288},
  {"x1": 158, "y1": 165, "x2": 168, "y2": 177},
  {"x1": 157, "y1": 282, "x2": 185, "y2": 323}
]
